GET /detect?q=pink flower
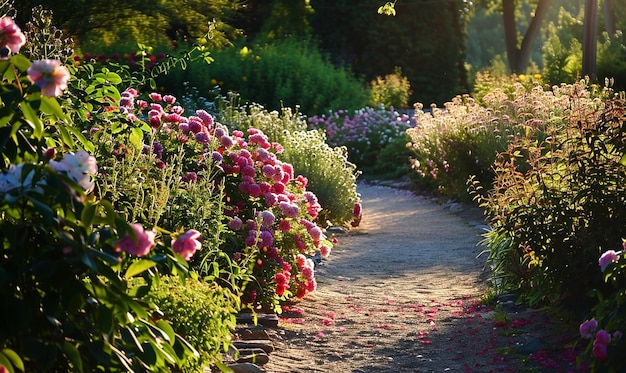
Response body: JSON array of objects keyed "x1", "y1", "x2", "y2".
[
  {"x1": 599, "y1": 250, "x2": 621, "y2": 272},
  {"x1": 592, "y1": 341, "x2": 609, "y2": 362},
  {"x1": 595, "y1": 329, "x2": 611, "y2": 345},
  {"x1": 172, "y1": 229, "x2": 202, "y2": 261},
  {"x1": 278, "y1": 219, "x2": 291, "y2": 232},
  {"x1": 115, "y1": 223, "x2": 156, "y2": 257},
  {"x1": 26, "y1": 60, "x2": 70, "y2": 97},
  {"x1": 579, "y1": 319, "x2": 598, "y2": 339},
  {"x1": 320, "y1": 244, "x2": 331, "y2": 259},
  {"x1": 0, "y1": 17, "x2": 25, "y2": 54}
]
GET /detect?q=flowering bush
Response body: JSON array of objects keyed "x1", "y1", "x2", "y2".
[
  {"x1": 308, "y1": 105, "x2": 413, "y2": 172},
  {"x1": 0, "y1": 13, "x2": 201, "y2": 371},
  {"x1": 222, "y1": 103, "x2": 361, "y2": 226}
]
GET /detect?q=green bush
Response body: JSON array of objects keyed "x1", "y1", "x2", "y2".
[
  {"x1": 369, "y1": 67, "x2": 412, "y2": 109},
  {"x1": 158, "y1": 37, "x2": 370, "y2": 115},
  {"x1": 142, "y1": 276, "x2": 240, "y2": 372}
]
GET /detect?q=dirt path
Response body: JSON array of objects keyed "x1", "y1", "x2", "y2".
[{"x1": 263, "y1": 182, "x2": 582, "y2": 373}]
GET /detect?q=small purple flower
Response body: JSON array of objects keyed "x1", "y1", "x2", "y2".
[
  {"x1": 195, "y1": 132, "x2": 210, "y2": 143},
  {"x1": 580, "y1": 319, "x2": 598, "y2": 339}
]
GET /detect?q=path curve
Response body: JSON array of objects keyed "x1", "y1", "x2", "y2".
[{"x1": 265, "y1": 182, "x2": 503, "y2": 372}]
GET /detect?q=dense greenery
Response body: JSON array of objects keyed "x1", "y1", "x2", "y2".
[{"x1": 159, "y1": 38, "x2": 369, "y2": 115}]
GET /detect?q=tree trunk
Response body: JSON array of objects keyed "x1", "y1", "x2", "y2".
[
  {"x1": 603, "y1": 0, "x2": 616, "y2": 37},
  {"x1": 502, "y1": 0, "x2": 552, "y2": 74},
  {"x1": 582, "y1": 0, "x2": 598, "y2": 80}
]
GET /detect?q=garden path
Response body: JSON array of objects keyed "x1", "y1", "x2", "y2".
[{"x1": 262, "y1": 182, "x2": 580, "y2": 372}]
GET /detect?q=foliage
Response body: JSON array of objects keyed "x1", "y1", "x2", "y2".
[
  {"x1": 406, "y1": 84, "x2": 538, "y2": 201},
  {"x1": 0, "y1": 14, "x2": 200, "y2": 372},
  {"x1": 220, "y1": 103, "x2": 361, "y2": 226},
  {"x1": 369, "y1": 66, "x2": 412, "y2": 109},
  {"x1": 159, "y1": 37, "x2": 369, "y2": 116},
  {"x1": 14, "y1": 0, "x2": 239, "y2": 51},
  {"x1": 474, "y1": 80, "x2": 618, "y2": 307},
  {"x1": 308, "y1": 105, "x2": 413, "y2": 173},
  {"x1": 542, "y1": 4, "x2": 626, "y2": 91},
  {"x1": 141, "y1": 276, "x2": 240, "y2": 372}
]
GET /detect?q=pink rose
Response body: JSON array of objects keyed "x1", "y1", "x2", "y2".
[
  {"x1": 0, "y1": 17, "x2": 25, "y2": 54},
  {"x1": 26, "y1": 59, "x2": 70, "y2": 97},
  {"x1": 115, "y1": 223, "x2": 156, "y2": 257},
  {"x1": 172, "y1": 229, "x2": 202, "y2": 261},
  {"x1": 599, "y1": 250, "x2": 621, "y2": 272}
]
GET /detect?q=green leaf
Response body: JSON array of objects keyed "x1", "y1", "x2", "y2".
[
  {"x1": 155, "y1": 320, "x2": 175, "y2": 345},
  {"x1": 105, "y1": 72, "x2": 122, "y2": 85},
  {"x1": 90, "y1": 248, "x2": 120, "y2": 266},
  {"x1": 19, "y1": 101, "x2": 44, "y2": 140},
  {"x1": 0, "y1": 352, "x2": 15, "y2": 373},
  {"x1": 62, "y1": 342, "x2": 83, "y2": 373},
  {"x1": 125, "y1": 259, "x2": 157, "y2": 279},
  {"x1": 81, "y1": 202, "x2": 97, "y2": 226},
  {"x1": 1, "y1": 349, "x2": 23, "y2": 372},
  {"x1": 40, "y1": 96, "x2": 67, "y2": 119},
  {"x1": 129, "y1": 127, "x2": 144, "y2": 150},
  {"x1": 9, "y1": 54, "x2": 31, "y2": 72},
  {"x1": 65, "y1": 126, "x2": 94, "y2": 153}
]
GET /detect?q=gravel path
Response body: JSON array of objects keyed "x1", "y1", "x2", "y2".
[{"x1": 261, "y1": 182, "x2": 580, "y2": 372}]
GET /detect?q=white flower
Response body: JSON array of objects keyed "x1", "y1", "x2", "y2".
[{"x1": 50, "y1": 150, "x2": 98, "y2": 192}]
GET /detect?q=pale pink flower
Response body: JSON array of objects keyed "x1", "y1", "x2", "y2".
[
  {"x1": 579, "y1": 319, "x2": 598, "y2": 339},
  {"x1": 115, "y1": 223, "x2": 156, "y2": 257},
  {"x1": 599, "y1": 250, "x2": 621, "y2": 272},
  {"x1": 26, "y1": 60, "x2": 70, "y2": 97},
  {"x1": 0, "y1": 17, "x2": 25, "y2": 54},
  {"x1": 172, "y1": 229, "x2": 202, "y2": 261}
]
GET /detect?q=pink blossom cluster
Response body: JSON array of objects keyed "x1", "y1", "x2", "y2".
[
  {"x1": 295, "y1": 254, "x2": 316, "y2": 298},
  {"x1": 579, "y1": 318, "x2": 622, "y2": 363},
  {"x1": 0, "y1": 17, "x2": 70, "y2": 98},
  {"x1": 114, "y1": 89, "x2": 330, "y2": 305}
]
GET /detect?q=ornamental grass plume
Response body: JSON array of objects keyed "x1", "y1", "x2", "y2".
[{"x1": 26, "y1": 59, "x2": 70, "y2": 97}]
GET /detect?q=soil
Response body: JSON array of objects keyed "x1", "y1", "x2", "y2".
[{"x1": 259, "y1": 181, "x2": 585, "y2": 373}]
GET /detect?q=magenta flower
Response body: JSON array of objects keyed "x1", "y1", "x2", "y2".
[
  {"x1": 592, "y1": 341, "x2": 609, "y2": 362},
  {"x1": 599, "y1": 250, "x2": 621, "y2": 272},
  {"x1": 0, "y1": 17, "x2": 25, "y2": 54},
  {"x1": 26, "y1": 59, "x2": 70, "y2": 97},
  {"x1": 172, "y1": 229, "x2": 202, "y2": 261},
  {"x1": 579, "y1": 319, "x2": 598, "y2": 339},
  {"x1": 595, "y1": 329, "x2": 611, "y2": 345},
  {"x1": 115, "y1": 223, "x2": 156, "y2": 257}
]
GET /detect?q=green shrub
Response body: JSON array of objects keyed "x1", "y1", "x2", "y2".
[
  {"x1": 369, "y1": 66, "x2": 412, "y2": 109},
  {"x1": 142, "y1": 276, "x2": 240, "y2": 372},
  {"x1": 157, "y1": 37, "x2": 370, "y2": 115},
  {"x1": 475, "y1": 80, "x2": 618, "y2": 307}
]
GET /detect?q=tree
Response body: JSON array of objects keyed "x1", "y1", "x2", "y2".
[
  {"x1": 313, "y1": 0, "x2": 469, "y2": 105},
  {"x1": 13, "y1": 0, "x2": 240, "y2": 50}
]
